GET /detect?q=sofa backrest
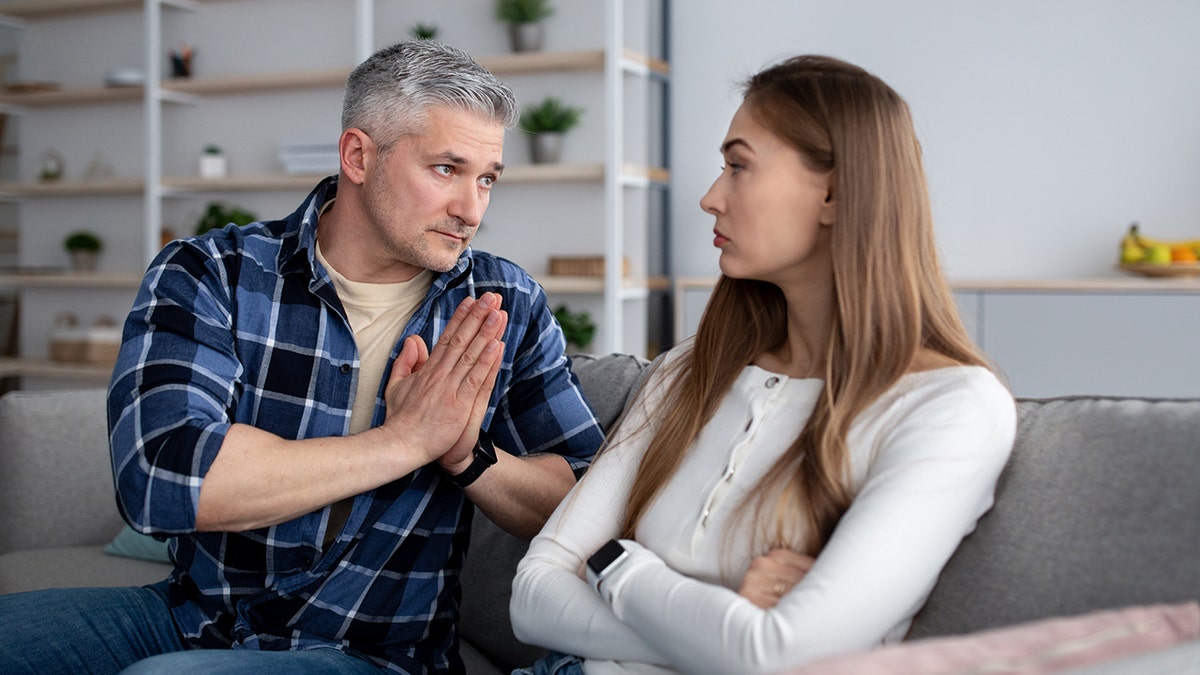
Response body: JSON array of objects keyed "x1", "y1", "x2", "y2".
[
  {"x1": 0, "y1": 388, "x2": 118, "y2": 555},
  {"x1": 458, "y1": 352, "x2": 653, "y2": 672},
  {"x1": 909, "y1": 395, "x2": 1200, "y2": 639}
]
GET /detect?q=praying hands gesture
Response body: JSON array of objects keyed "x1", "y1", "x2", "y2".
[{"x1": 383, "y1": 292, "x2": 509, "y2": 472}]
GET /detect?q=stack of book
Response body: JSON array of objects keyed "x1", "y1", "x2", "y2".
[{"x1": 277, "y1": 141, "x2": 339, "y2": 175}]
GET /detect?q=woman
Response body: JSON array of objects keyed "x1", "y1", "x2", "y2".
[{"x1": 510, "y1": 54, "x2": 1016, "y2": 675}]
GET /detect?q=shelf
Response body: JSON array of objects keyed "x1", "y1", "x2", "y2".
[
  {"x1": 478, "y1": 49, "x2": 605, "y2": 74},
  {"x1": 0, "y1": 270, "x2": 142, "y2": 289},
  {"x1": 0, "y1": 85, "x2": 142, "y2": 108},
  {"x1": 0, "y1": 179, "x2": 144, "y2": 197},
  {"x1": 0, "y1": 48, "x2": 668, "y2": 109},
  {"x1": 2, "y1": 2, "x2": 669, "y2": 366},
  {"x1": 0, "y1": 163, "x2": 672, "y2": 199},
  {"x1": 0, "y1": 356, "x2": 114, "y2": 380},
  {"x1": 161, "y1": 173, "x2": 324, "y2": 193},
  {"x1": 540, "y1": 275, "x2": 668, "y2": 295},
  {"x1": 505, "y1": 163, "x2": 603, "y2": 183},
  {"x1": 0, "y1": 0, "x2": 142, "y2": 19},
  {"x1": 157, "y1": 164, "x2": 667, "y2": 192},
  {"x1": 162, "y1": 68, "x2": 348, "y2": 96},
  {"x1": 951, "y1": 277, "x2": 1200, "y2": 294}
]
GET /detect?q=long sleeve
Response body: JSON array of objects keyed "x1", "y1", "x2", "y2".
[
  {"x1": 510, "y1": 357, "x2": 675, "y2": 666},
  {"x1": 596, "y1": 368, "x2": 1017, "y2": 674},
  {"x1": 108, "y1": 238, "x2": 245, "y2": 534}
]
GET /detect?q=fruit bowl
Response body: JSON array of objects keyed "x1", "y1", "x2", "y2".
[{"x1": 1118, "y1": 262, "x2": 1200, "y2": 278}]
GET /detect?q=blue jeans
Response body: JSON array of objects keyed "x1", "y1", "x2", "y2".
[
  {"x1": 0, "y1": 581, "x2": 382, "y2": 674},
  {"x1": 511, "y1": 651, "x2": 585, "y2": 675}
]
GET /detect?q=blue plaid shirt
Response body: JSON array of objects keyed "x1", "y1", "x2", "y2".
[{"x1": 107, "y1": 176, "x2": 604, "y2": 674}]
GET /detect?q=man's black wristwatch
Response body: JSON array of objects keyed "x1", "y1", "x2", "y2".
[{"x1": 443, "y1": 432, "x2": 497, "y2": 489}]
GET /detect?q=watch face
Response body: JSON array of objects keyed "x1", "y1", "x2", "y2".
[
  {"x1": 587, "y1": 539, "x2": 627, "y2": 575},
  {"x1": 476, "y1": 432, "x2": 497, "y2": 463}
]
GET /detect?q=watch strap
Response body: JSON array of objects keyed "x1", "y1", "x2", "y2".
[{"x1": 444, "y1": 433, "x2": 496, "y2": 489}]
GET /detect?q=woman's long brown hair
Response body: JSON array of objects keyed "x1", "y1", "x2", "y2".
[{"x1": 619, "y1": 55, "x2": 991, "y2": 555}]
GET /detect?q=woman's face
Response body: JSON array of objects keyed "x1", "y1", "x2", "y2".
[{"x1": 700, "y1": 103, "x2": 835, "y2": 287}]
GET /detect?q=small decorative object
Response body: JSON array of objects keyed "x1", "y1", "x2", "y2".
[
  {"x1": 83, "y1": 153, "x2": 115, "y2": 181},
  {"x1": 496, "y1": 0, "x2": 554, "y2": 52},
  {"x1": 103, "y1": 67, "x2": 145, "y2": 88},
  {"x1": 63, "y1": 230, "x2": 103, "y2": 272},
  {"x1": 38, "y1": 149, "x2": 64, "y2": 182},
  {"x1": 410, "y1": 23, "x2": 439, "y2": 40},
  {"x1": 553, "y1": 304, "x2": 595, "y2": 353},
  {"x1": 548, "y1": 255, "x2": 629, "y2": 277},
  {"x1": 520, "y1": 97, "x2": 583, "y2": 164},
  {"x1": 49, "y1": 313, "x2": 121, "y2": 364},
  {"x1": 169, "y1": 43, "x2": 194, "y2": 78},
  {"x1": 194, "y1": 201, "x2": 258, "y2": 236},
  {"x1": 199, "y1": 144, "x2": 227, "y2": 179}
]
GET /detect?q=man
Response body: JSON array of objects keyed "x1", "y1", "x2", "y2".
[{"x1": 0, "y1": 40, "x2": 603, "y2": 674}]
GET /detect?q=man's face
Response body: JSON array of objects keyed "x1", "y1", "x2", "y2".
[{"x1": 361, "y1": 106, "x2": 505, "y2": 279}]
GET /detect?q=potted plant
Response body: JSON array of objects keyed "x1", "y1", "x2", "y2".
[
  {"x1": 194, "y1": 201, "x2": 258, "y2": 236},
  {"x1": 496, "y1": 0, "x2": 554, "y2": 52},
  {"x1": 520, "y1": 97, "x2": 583, "y2": 164},
  {"x1": 553, "y1": 304, "x2": 595, "y2": 352},
  {"x1": 63, "y1": 230, "x2": 103, "y2": 272},
  {"x1": 410, "y1": 23, "x2": 439, "y2": 40},
  {"x1": 199, "y1": 144, "x2": 227, "y2": 179}
]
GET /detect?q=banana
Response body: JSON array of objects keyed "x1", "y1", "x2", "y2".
[
  {"x1": 1120, "y1": 223, "x2": 1146, "y2": 263},
  {"x1": 1126, "y1": 222, "x2": 1200, "y2": 250}
]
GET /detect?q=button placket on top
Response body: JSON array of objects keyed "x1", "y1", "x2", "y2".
[{"x1": 695, "y1": 374, "x2": 790, "y2": 539}]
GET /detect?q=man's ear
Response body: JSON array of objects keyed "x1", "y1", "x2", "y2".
[{"x1": 339, "y1": 128, "x2": 373, "y2": 185}]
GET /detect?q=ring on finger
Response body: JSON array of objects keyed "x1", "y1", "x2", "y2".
[{"x1": 771, "y1": 581, "x2": 787, "y2": 597}]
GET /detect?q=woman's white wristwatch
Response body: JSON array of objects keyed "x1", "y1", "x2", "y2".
[{"x1": 586, "y1": 539, "x2": 630, "y2": 591}]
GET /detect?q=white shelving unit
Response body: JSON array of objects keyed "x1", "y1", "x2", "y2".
[{"x1": 0, "y1": 0, "x2": 669, "y2": 385}]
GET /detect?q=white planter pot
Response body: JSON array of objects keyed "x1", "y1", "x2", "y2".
[
  {"x1": 508, "y1": 22, "x2": 544, "y2": 52},
  {"x1": 529, "y1": 132, "x2": 564, "y2": 164},
  {"x1": 199, "y1": 154, "x2": 227, "y2": 179},
  {"x1": 68, "y1": 251, "x2": 98, "y2": 273}
]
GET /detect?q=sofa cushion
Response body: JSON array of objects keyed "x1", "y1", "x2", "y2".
[
  {"x1": 1059, "y1": 638, "x2": 1200, "y2": 674},
  {"x1": 565, "y1": 352, "x2": 654, "y2": 430},
  {"x1": 0, "y1": 389, "x2": 119, "y2": 556},
  {"x1": 458, "y1": 352, "x2": 651, "y2": 672},
  {"x1": 909, "y1": 396, "x2": 1200, "y2": 639},
  {"x1": 791, "y1": 602, "x2": 1199, "y2": 674},
  {"x1": 0, "y1": 545, "x2": 170, "y2": 595}
]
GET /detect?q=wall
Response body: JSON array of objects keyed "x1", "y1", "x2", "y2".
[{"x1": 668, "y1": 1, "x2": 1200, "y2": 282}]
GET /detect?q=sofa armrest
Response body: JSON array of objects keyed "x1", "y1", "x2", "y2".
[{"x1": 0, "y1": 389, "x2": 122, "y2": 555}]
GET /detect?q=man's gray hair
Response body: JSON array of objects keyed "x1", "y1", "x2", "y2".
[{"x1": 342, "y1": 40, "x2": 520, "y2": 152}]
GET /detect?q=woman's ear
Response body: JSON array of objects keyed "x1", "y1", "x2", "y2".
[
  {"x1": 819, "y1": 176, "x2": 836, "y2": 227},
  {"x1": 339, "y1": 128, "x2": 374, "y2": 185}
]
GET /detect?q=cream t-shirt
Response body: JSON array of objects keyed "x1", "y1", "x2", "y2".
[
  {"x1": 314, "y1": 241, "x2": 431, "y2": 547},
  {"x1": 315, "y1": 243, "x2": 432, "y2": 434}
]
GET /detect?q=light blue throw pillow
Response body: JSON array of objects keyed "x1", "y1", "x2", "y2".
[{"x1": 103, "y1": 525, "x2": 172, "y2": 563}]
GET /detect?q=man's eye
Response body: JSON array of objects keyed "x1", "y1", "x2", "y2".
[
  {"x1": 479, "y1": 175, "x2": 497, "y2": 188},
  {"x1": 434, "y1": 165, "x2": 453, "y2": 176}
]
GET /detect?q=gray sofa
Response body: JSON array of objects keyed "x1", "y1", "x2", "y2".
[{"x1": 2, "y1": 353, "x2": 1198, "y2": 673}]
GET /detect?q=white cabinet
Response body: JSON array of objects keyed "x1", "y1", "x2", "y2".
[
  {"x1": 676, "y1": 276, "x2": 1200, "y2": 399},
  {"x1": 0, "y1": 0, "x2": 669, "y2": 386},
  {"x1": 955, "y1": 280, "x2": 1200, "y2": 399}
]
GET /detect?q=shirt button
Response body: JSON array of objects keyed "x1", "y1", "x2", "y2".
[
  {"x1": 766, "y1": 376, "x2": 780, "y2": 388},
  {"x1": 340, "y1": 364, "x2": 351, "y2": 374}
]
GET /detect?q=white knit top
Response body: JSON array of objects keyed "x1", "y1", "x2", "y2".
[{"x1": 511, "y1": 343, "x2": 1017, "y2": 674}]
